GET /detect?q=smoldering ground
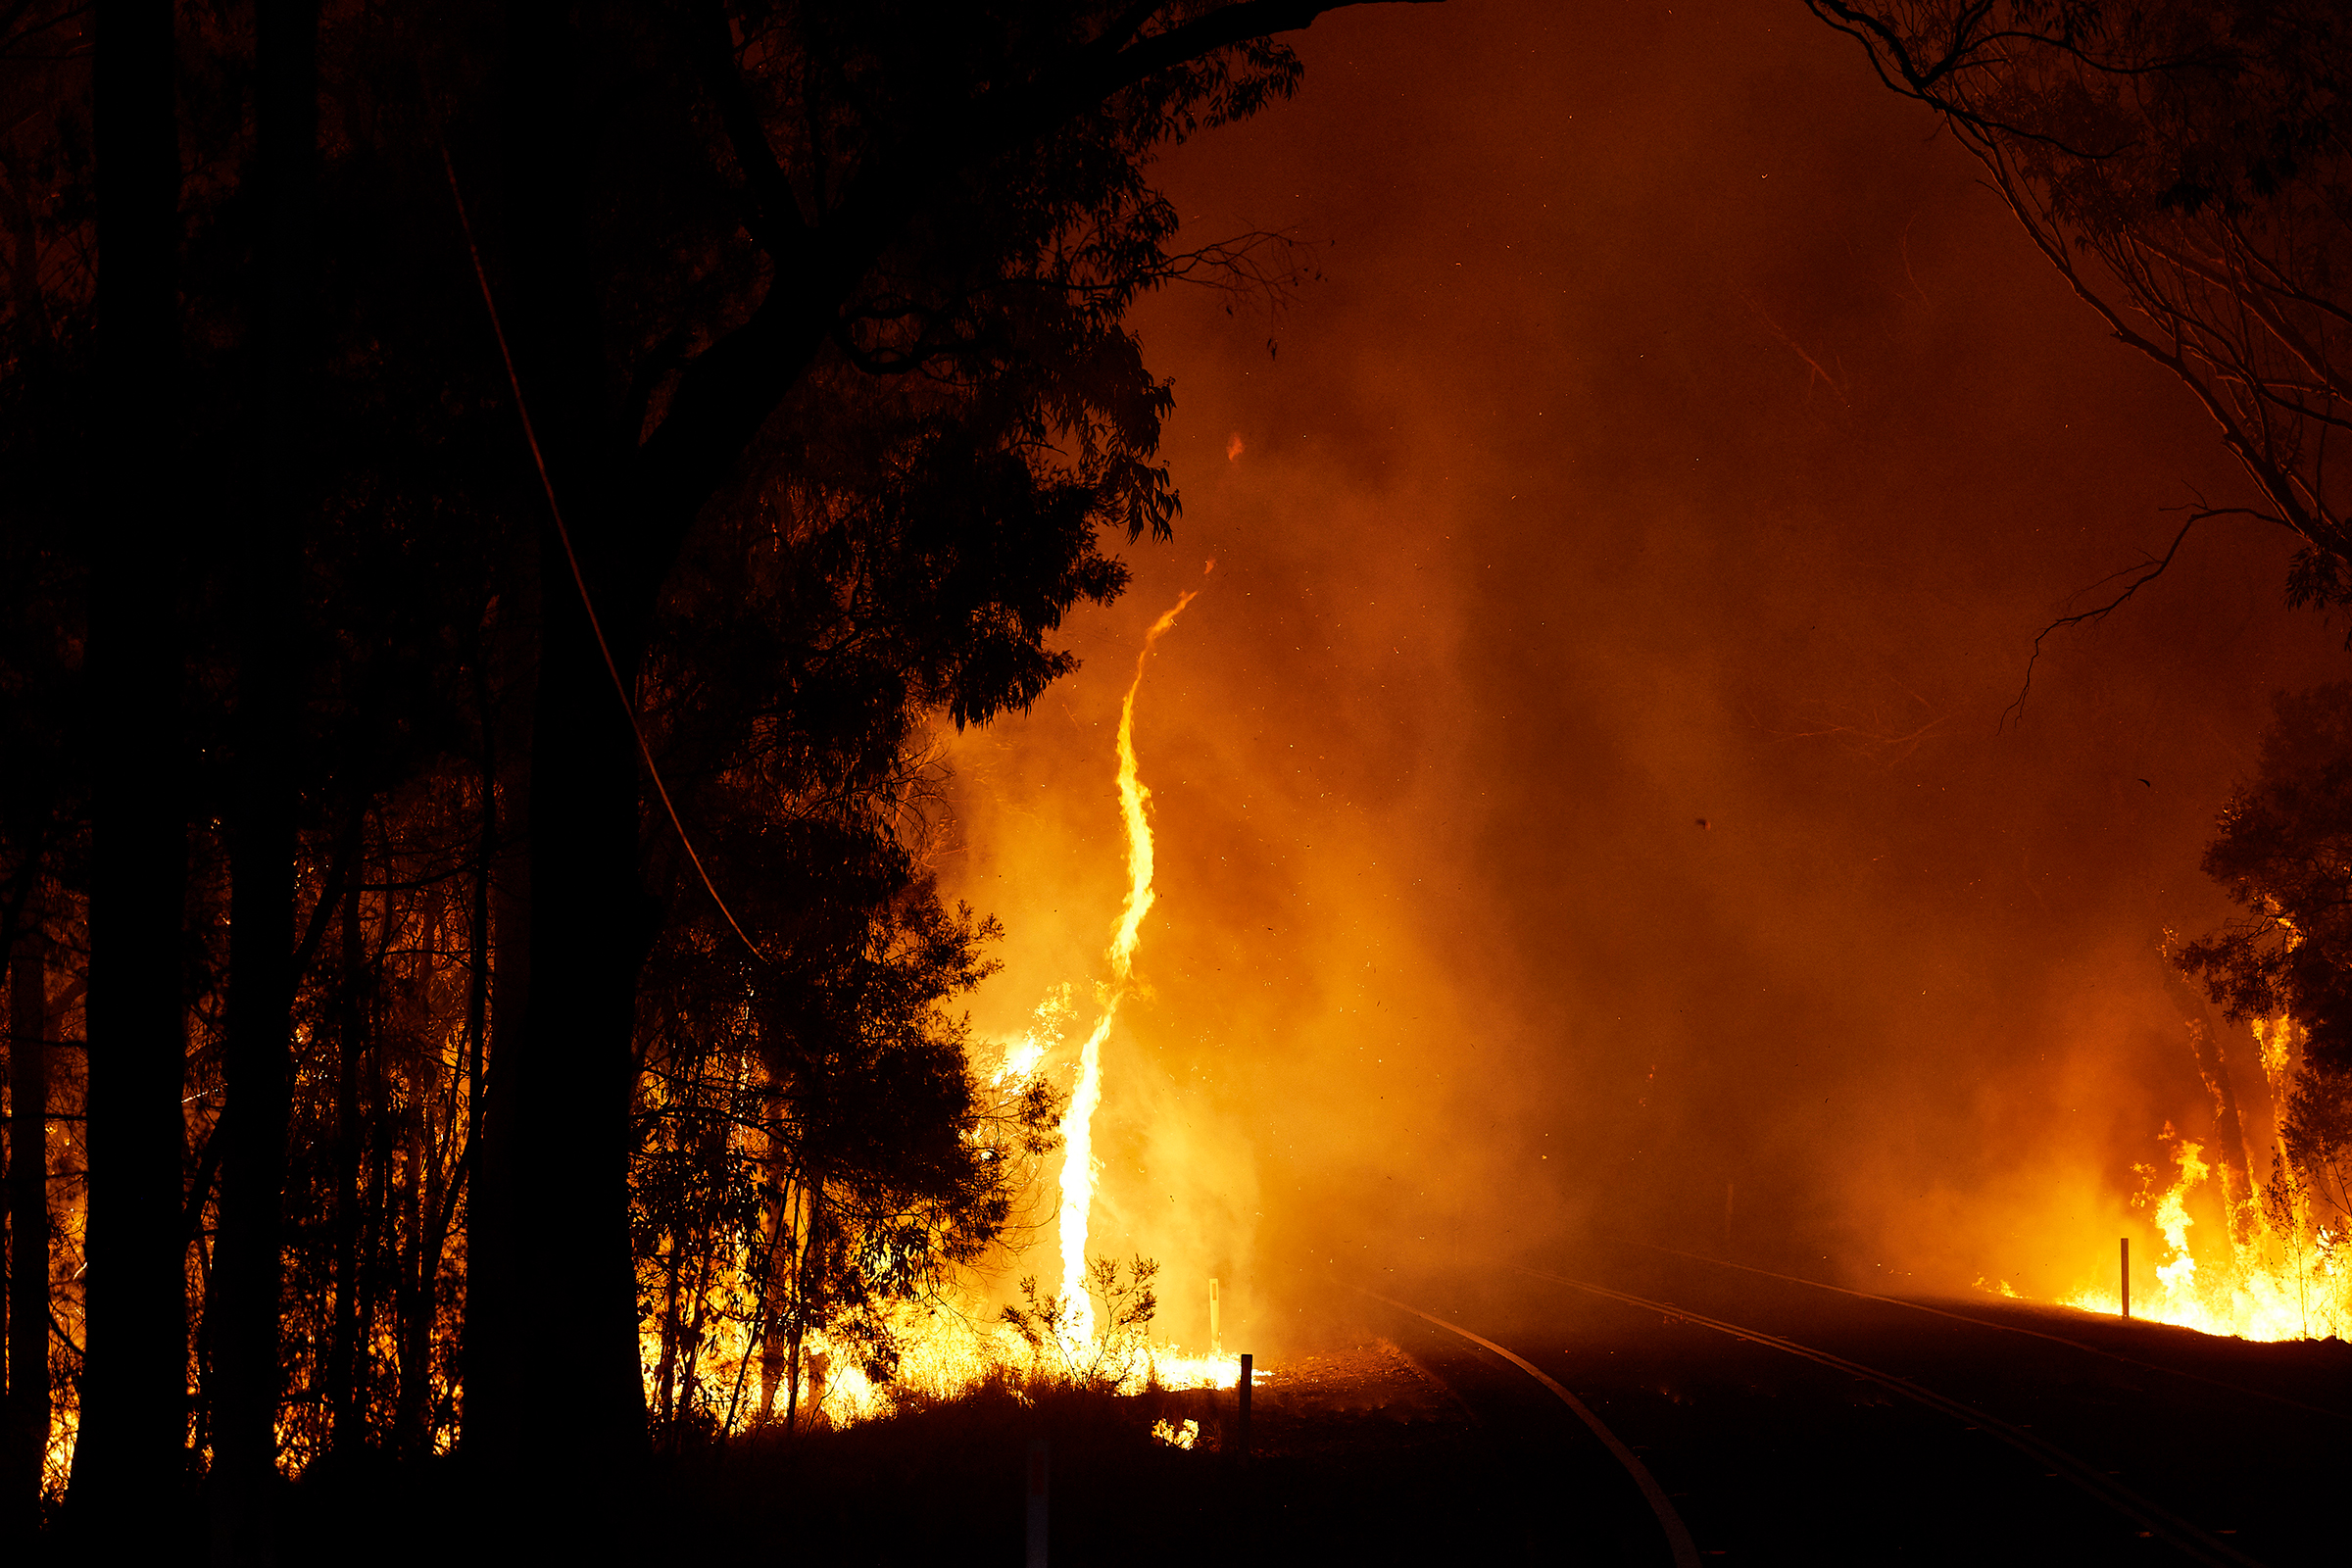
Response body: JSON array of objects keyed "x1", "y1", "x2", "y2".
[{"x1": 935, "y1": 0, "x2": 2345, "y2": 1353}]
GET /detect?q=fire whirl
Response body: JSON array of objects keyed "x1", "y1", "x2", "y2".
[
  {"x1": 1054, "y1": 585, "x2": 1195, "y2": 1348},
  {"x1": 973, "y1": 575, "x2": 1237, "y2": 1394}
]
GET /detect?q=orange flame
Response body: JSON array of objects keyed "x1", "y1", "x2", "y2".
[
  {"x1": 2054, "y1": 1017, "x2": 2351, "y2": 1341},
  {"x1": 1055, "y1": 588, "x2": 1197, "y2": 1344}
]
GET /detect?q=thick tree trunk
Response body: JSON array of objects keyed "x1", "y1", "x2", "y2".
[
  {"x1": 458, "y1": 628, "x2": 527, "y2": 1445},
  {"x1": 69, "y1": 0, "x2": 189, "y2": 1544},
  {"x1": 209, "y1": 10, "x2": 318, "y2": 1556},
  {"x1": 464, "y1": 1, "x2": 653, "y2": 1507},
  {"x1": 467, "y1": 579, "x2": 655, "y2": 1468},
  {"x1": 0, "y1": 168, "x2": 54, "y2": 370},
  {"x1": 363, "y1": 959, "x2": 391, "y2": 1426},
  {"x1": 455, "y1": 4, "x2": 865, "y2": 1501},
  {"x1": 8, "y1": 898, "x2": 49, "y2": 1551},
  {"x1": 462, "y1": 721, "x2": 494, "y2": 1209}
]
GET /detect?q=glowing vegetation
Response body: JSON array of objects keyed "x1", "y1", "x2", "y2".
[{"x1": 2056, "y1": 1013, "x2": 2351, "y2": 1342}]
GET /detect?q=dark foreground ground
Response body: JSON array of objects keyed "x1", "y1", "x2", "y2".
[
  {"x1": 269, "y1": 1337, "x2": 1523, "y2": 1566},
  {"x1": 662, "y1": 1340, "x2": 1548, "y2": 1566},
  {"x1": 272, "y1": 1241, "x2": 2352, "y2": 1565},
  {"x1": 1356, "y1": 1239, "x2": 2352, "y2": 1566}
]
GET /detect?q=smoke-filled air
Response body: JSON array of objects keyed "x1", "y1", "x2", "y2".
[
  {"x1": 940, "y1": 3, "x2": 2349, "y2": 1355},
  {"x1": 11, "y1": 1, "x2": 2352, "y2": 1560}
]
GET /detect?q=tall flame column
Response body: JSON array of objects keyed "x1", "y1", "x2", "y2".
[{"x1": 1055, "y1": 587, "x2": 1198, "y2": 1345}]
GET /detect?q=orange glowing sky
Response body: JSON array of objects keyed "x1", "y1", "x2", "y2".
[{"x1": 937, "y1": 1, "x2": 2346, "y2": 1354}]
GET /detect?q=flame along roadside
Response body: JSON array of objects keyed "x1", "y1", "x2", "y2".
[
  {"x1": 1346, "y1": 1283, "x2": 1702, "y2": 1568},
  {"x1": 1507, "y1": 1263, "x2": 2269, "y2": 1568},
  {"x1": 2058, "y1": 1029, "x2": 2352, "y2": 1345},
  {"x1": 1622, "y1": 1240, "x2": 2352, "y2": 1426}
]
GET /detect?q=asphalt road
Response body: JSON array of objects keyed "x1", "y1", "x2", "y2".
[{"x1": 1359, "y1": 1243, "x2": 2352, "y2": 1566}]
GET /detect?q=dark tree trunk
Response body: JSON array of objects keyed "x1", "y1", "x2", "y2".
[
  {"x1": 652, "y1": 1235, "x2": 683, "y2": 1443},
  {"x1": 465, "y1": 0, "x2": 654, "y2": 1504},
  {"x1": 463, "y1": 717, "x2": 494, "y2": 1203},
  {"x1": 0, "y1": 167, "x2": 54, "y2": 371},
  {"x1": 393, "y1": 1051, "x2": 428, "y2": 1458},
  {"x1": 786, "y1": 1187, "x2": 815, "y2": 1436},
  {"x1": 8, "y1": 897, "x2": 49, "y2": 1552},
  {"x1": 209, "y1": 4, "x2": 318, "y2": 1556},
  {"x1": 361, "y1": 958, "x2": 391, "y2": 1437},
  {"x1": 455, "y1": 3, "x2": 897, "y2": 1496},
  {"x1": 458, "y1": 620, "x2": 527, "y2": 1442},
  {"x1": 69, "y1": 0, "x2": 189, "y2": 1544},
  {"x1": 468, "y1": 543, "x2": 656, "y2": 1480},
  {"x1": 327, "y1": 881, "x2": 363, "y2": 1452}
]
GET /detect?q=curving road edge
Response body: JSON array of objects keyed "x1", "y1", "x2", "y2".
[
  {"x1": 1349, "y1": 1284, "x2": 1703, "y2": 1568},
  {"x1": 1510, "y1": 1263, "x2": 2270, "y2": 1568}
]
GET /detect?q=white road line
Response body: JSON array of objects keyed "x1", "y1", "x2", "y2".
[
  {"x1": 1627, "y1": 1240, "x2": 2352, "y2": 1423},
  {"x1": 1354, "y1": 1285, "x2": 1702, "y2": 1568},
  {"x1": 1515, "y1": 1264, "x2": 2269, "y2": 1568}
]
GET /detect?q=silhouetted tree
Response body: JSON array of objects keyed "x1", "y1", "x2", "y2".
[
  {"x1": 209, "y1": 1, "x2": 320, "y2": 1556},
  {"x1": 0, "y1": 3, "x2": 1439, "y2": 1549},
  {"x1": 0, "y1": 14, "x2": 83, "y2": 1541},
  {"x1": 6, "y1": 894, "x2": 51, "y2": 1552},
  {"x1": 1811, "y1": 0, "x2": 2352, "y2": 605},
  {"x1": 446, "y1": 0, "x2": 1436, "y2": 1499},
  {"x1": 70, "y1": 0, "x2": 192, "y2": 1548}
]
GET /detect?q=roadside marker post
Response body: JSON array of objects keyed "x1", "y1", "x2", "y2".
[
  {"x1": 1236, "y1": 1353, "x2": 1252, "y2": 1468},
  {"x1": 2121, "y1": 1238, "x2": 2131, "y2": 1320}
]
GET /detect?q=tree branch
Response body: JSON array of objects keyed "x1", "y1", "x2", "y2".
[
  {"x1": 687, "y1": 0, "x2": 808, "y2": 256},
  {"x1": 2002, "y1": 506, "x2": 2249, "y2": 729},
  {"x1": 634, "y1": 0, "x2": 1436, "y2": 585}
]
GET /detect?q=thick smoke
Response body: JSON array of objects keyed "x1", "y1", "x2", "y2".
[{"x1": 938, "y1": 1, "x2": 2345, "y2": 1354}]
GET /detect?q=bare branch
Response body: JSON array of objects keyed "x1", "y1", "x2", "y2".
[{"x1": 2002, "y1": 506, "x2": 2254, "y2": 729}]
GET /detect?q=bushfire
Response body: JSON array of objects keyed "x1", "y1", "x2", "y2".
[
  {"x1": 2055, "y1": 1017, "x2": 2350, "y2": 1342},
  {"x1": 634, "y1": 584, "x2": 1242, "y2": 1428}
]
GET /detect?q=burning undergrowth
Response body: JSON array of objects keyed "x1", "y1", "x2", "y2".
[
  {"x1": 2033, "y1": 689, "x2": 2352, "y2": 1343},
  {"x1": 2057, "y1": 1015, "x2": 2352, "y2": 1342},
  {"x1": 634, "y1": 582, "x2": 1245, "y2": 1439}
]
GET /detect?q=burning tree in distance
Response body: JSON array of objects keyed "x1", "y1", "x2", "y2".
[
  {"x1": 2052, "y1": 685, "x2": 2352, "y2": 1341},
  {"x1": 2176, "y1": 686, "x2": 2352, "y2": 1237},
  {"x1": 1808, "y1": 0, "x2": 2352, "y2": 1341}
]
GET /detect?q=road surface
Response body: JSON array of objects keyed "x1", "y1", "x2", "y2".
[{"x1": 1355, "y1": 1242, "x2": 2350, "y2": 1565}]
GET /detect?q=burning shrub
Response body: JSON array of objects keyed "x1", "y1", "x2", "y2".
[{"x1": 1001, "y1": 1254, "x2": 1162, "y2": 1393}]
